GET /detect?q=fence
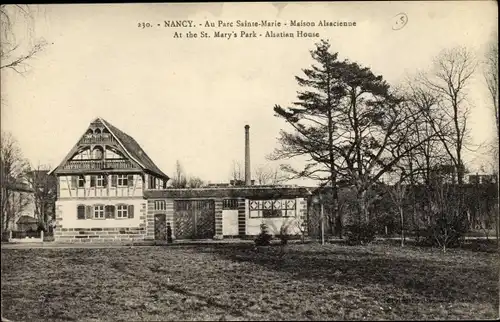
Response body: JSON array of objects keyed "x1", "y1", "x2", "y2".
[
  {"x1": 5, "y1": 230, "x2": 45, "y2": 242},
  {"x1": 11, "y1": 230, "x2": 42, "y2": 239}
]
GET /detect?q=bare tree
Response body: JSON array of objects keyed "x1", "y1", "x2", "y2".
[
  {"x1": 170, "y1": 160, "x2": 187, "y2": 188},
  {"x1": 428, "y1": 182, "x2": 468, "y2": 253},
  {"x1": 1, "y1": 131, "x2": 30, "y2": 232},
  {"x1": 1, "y1": 4, "x2": 48, "y2": 74},
  {"x1": 187, "y1": 176, "x2": 204, "y2": 188},
  {"x1": 25, "y1": 164, "x2": 57, "y2": 225},
  {"x1": 418, "y1": 46, "x2": 477, "y2": 185},
  {"x1": 483, "y1": 37, "x2": 499, "y2": 148},
  {"x1": 254, "y1": 164, "x2": 288, "y2": 185},
  {"x1": 386, "y1": 180, "x2": 408, "y2": 247},
  {"x1": 229, "y1": 160, "x2": 244, "y2": 183},
  {"x1": 482, "y1": 35, "x2": 499, "y2": 246}
]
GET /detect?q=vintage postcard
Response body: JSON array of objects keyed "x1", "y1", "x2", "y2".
[{"x1": 1, "y1": 2, "x2": 498, "y2": 321}]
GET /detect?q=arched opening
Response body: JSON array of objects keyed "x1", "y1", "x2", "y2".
[
  {"x1": 102, "y1": 128, "x2": 111, "y2": 139},
  {"x1": 92, "y1": 146, "x2": 104, "y2": 160},
  {"x1": 85, "y1": 129, "x2": 93, "y2": 137},
  {"x1": 94, "y1": 128, "x2": 102, "y2": 135}
]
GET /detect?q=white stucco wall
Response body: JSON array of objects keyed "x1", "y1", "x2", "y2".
[
  {"x1": 56, "y1": 198, "x2": 145, "y2": 229},
  {"x1": 222, "y1": 209, "x2": 239, "y2": 235},
  {"x1": 245, "y1": 197, "x2": 306, "y2": 236}
]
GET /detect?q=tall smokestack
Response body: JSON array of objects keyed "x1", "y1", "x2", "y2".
[{"x1": 245, "y1": 125, "x2": 251, "y2": 186}]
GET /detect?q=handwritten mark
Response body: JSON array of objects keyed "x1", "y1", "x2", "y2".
[{"x1": 392, "y1": 13, "x2": 408, "y2": 31}]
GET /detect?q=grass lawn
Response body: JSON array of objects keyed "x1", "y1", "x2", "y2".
[{"x1": 1, "y1": 242, "x2": 499, "y2": 321}]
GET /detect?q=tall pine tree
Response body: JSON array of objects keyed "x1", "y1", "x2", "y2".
[{"x1": 272, "y1": 40, "x2": 435, "y2": 225}]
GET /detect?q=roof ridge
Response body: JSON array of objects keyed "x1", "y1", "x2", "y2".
[{"x1": 99, "y1": 118, "x2": 169, "y2": 180}]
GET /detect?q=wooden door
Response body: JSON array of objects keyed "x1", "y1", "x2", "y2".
[
  {"x1": 154, "y1": 213, "x2": 167, "y2": 240},
  {"x1": 174, "y1": 200, "x2": 215, "y2": 239}
]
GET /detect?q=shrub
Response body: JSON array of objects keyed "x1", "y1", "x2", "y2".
[
  {"x1": 1, "y1": 231, "x2": 10, "y2": 242},
  {"x1": 416, "y1": 211, "x2": 468, "y2": 251},
  {"x1": 278, "y1": 223, "x2": 292, "y2": 245},
  {"x1": 255, "y1": 223, "x2": 273, "y2": 246},
  {"x1": 344, "y1": 222, "x2": 376, "y2": 245}
]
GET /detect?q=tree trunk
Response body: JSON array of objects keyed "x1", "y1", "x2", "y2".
[
  {"x1": 400, "y1": 206, "x2": 405, "y2": 247},
  {"x1": 357, "y1": 189, "x2": 368, "y2": 223},
  {"x1": 496, "y1": 207, "x2": 499, "y2": 248},
  {"x1": 337, "y1": 212, "x2": 343, "y2": 239}
]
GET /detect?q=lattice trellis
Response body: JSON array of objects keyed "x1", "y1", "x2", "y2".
[
  {"x1": 174, "y1": 200, "x2": 215, "y2": 239},
  {"x1": 196, "y1": 205, "x2": 215, "y2": 239},
  {"x1": 174, "y1": 210, "x2": 195, "y2": 239}
]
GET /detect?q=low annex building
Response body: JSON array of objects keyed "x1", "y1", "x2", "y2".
[{"x1": 49, "y1": 118, "x2": 311, "y2": 242}]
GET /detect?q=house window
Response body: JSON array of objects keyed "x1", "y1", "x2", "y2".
[
  {"x1": 90, "y1": 175, "x2": 105, "y2": 188},
  {"x1": 149, "y1": 176, "x2": 156, "y2": 189},
  {"x1": 117, "y1": 204, "x2": 128, "y2": 218},
  {"x1": 105, "y1": 205, "x2": 115, "y2": 219},
  {"x1": 97, "y1": 175, "x2": 105, "y2": 187},
  {"x1": 94, "y1": 205, "x2": 105, "y2": 219},
  {"x1": 154, "y1": 200, "x2": 166, "y2": 211},
  {"x1": 117, "y1": 175, "x2": 128, "y2": 187},
  {"x1": 78, "y1": 176, "x2": 85, "y2": 188},
  {"x1": 77, "y1": 205, "x2": 85, "y2": 219},
  {"x1": 223, "y1": 199, "x2": 239, "y2": 210},
  {"x1": 249, "y1": 199, "x2": 296, "y2": 218}
]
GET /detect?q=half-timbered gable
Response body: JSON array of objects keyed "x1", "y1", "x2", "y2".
[{"x1": 51, "y1": 118, "x2": 169, "y2": 242}]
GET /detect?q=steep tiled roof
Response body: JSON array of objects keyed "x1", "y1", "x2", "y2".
[{"x1": 100, "y1": 118, "x2": 169, "y2": 180}]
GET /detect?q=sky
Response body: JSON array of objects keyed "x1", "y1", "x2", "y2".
[{"x1": 1, "y1": 2, "x2": 498, "y2": 186}]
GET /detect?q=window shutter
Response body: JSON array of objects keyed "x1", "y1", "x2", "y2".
[
  {"x1": 128, "y1": 205, "x2": 134, "y2": 218},
  {"x1": 105, "y1": 205, "x2": 115, "y2": 218},
  {"x1": 127, "y1": 175, "x2": 134, "y2": 187},
  {"x1": 90, "y1": 176, "x2": 96, "y2": 187},
  {"x1": 71, "y1": 176, "x2": 77, "y2": 188},
  {"x1": 103, "y1": 175, "x2": 108, "y2": 187},
  {"x1": 77, "y1": 205, "x2": 85, "y2": 219},
  {"x1": 111, "y1": 175, "x2": 117, "y2": 187},
  {"x1": 85, "y1": 205, "x2": 93, "y2": 219}
]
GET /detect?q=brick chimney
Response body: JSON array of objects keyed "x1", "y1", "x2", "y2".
[{"x1": 245, "y1": 125, "x2": 251, "y2": 186}]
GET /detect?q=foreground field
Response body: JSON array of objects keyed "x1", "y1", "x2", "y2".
[{"x1": 1, "y1": 242, "x2": 499, "y2": 321}]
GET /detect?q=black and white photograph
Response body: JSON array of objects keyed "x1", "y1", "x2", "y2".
[{"x1": 1, "y1": 2, "x2": 499, "y2": 321}]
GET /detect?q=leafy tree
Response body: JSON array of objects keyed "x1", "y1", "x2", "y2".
[{"x1": 272, "y1": 40, "x2": 435, "y2": 225}]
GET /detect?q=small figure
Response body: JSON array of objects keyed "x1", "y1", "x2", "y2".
[{"x1": 166, "y1": 222, "x2": 173, "y2": 244}]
